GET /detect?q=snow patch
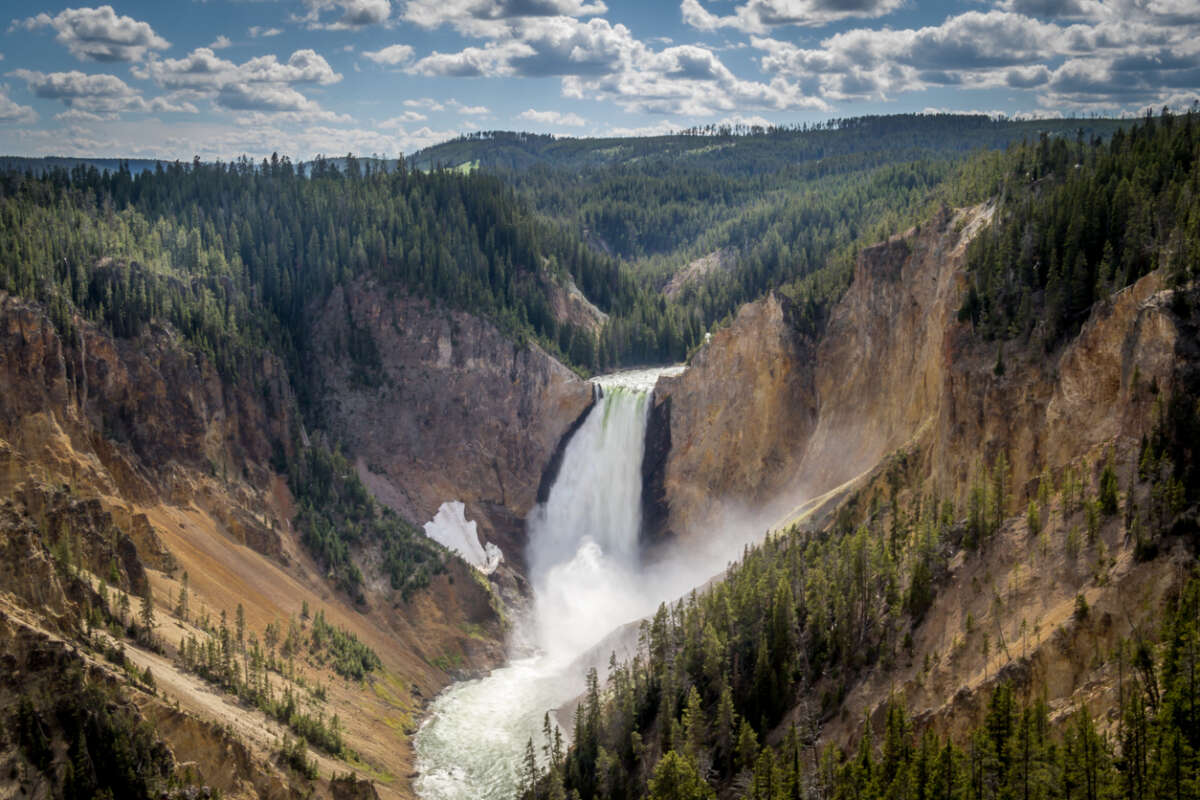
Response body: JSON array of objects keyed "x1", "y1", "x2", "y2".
[{"x1": 423, "y1": 501, "x2": 503, "y2": 574}]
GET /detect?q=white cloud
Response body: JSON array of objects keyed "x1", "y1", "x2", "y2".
[
  {"x1": 410, "y1": 16, "x2": 828, "y2": 115},
  {"x1": 411, "y1": 41, "x2": 535, "y2": 76},
  {"x1": 0, "y1": 84, "x2": 36, "y2": 123},
  {"x1": 232, "y1": 108, "x2": 353, "y2": 125},
  {"x1": 404, "y1": 0, "x2": 608, "y2": 35},
  {"x1": 602, "y1": 120, "x2": 679, "y2": 136},
  {"x1": 149, "y1": 92, "x2": 201, "y2": 113},
  {"x1": 754, "y1": 12, "x2": 1069, "y2": 100},
  {"x1": 210, "y1": 35, "x2": 233, "y2": 50},
  {"x1": 518, "y1": 107, "x2": 586, "y2": 125},
  {"x1": 135, "y1": 48, "x2": 342, "y2": 89},
  {"x1": 217, "y1": 83, "x2": 321, "y2": 112},
  {"x1": 404, "y1": 96, "x2": 446, "y2": 110},
  {"x1": 380, "y1": 110, "x2": 428, "y2": 124},
  {"x1": 249, "y1": 26, "x2": 284, "y2": 38},
  {"x1": 363, "y1": 44, "x2": 414, "y2": 65},
  {"x1": 11, "y1": 69, "x2": 149, "y2": 115},
  {"x1": 750, "y1": 7, "x2": 1200, "y2": 110},
  {"x1": 133, "y1": 47, "x2": 343, "y2": 114},
  {"x1": 54, "y1": 108, "x2": 111, "y2": 122},
  {"x1": 450, "y1": 99, "x2": 490, "y2": 114},
  {"x1": 713, "y1": 112, "x2": 774, "y2": 128},
  {"x1": 299, "y1": 0, "x2": 392, "y2": 30},
  {"x1": 20, "y1": 5, "x2": 169, "y2": 62},
  {"x1": 681, "y1": 0, "x2": 904, "y2": 34}
]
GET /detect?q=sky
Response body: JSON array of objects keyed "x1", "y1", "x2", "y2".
[{"x1": 0, "y1": 0, "x2": 1197, "y2": 160}]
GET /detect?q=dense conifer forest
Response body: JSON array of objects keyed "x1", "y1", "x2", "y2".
[
  {"x1": 413, "y1": 115, "x2": 1131, "y2": 348},
  {"x1": 960, "y1": 110, "x2": 1200, "y2": 347},
  {"x1": 0, "y1": 114, "x2": 1132, "y2": 388}
]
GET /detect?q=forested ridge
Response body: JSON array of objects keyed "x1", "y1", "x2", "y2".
[
  {"x1": 524, "y1": 409, "x2": 1200, "y2": 800},
  {"x1": 412, "y1": 115, "x2": 1129, "y2": 352},
  {"x1": 0, "y1": 114, "x2": 1134, "y2": 384},
  {"x1": 960, "y1": 109, "x2": 1200, "y2": 347},
  {"x1": 408, "y1": 115, "x2": 1127, "y2": 176},
  {"x1": 0, "y1": 154, "x2": 642, "y2": 379}
]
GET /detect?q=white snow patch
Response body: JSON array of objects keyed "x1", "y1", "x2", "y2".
[{"x1": 423, "y1": 501, "x2": 503, "y2": 574}]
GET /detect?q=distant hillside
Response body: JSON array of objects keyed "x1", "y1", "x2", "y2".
[
  {"x1": 0, "y1": 155, "x2": 164, "y2": 175},
  {"x1": 407, "y1": 115, "x2": 1129, "y2": 175}
]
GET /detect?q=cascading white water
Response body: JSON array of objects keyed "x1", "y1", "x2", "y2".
[
  {"x1": 414, "y1": 367, "x2": 683, "y2": 800},
  {"x1": 523, "y1": 379, "x2": 654, "y2": 662}
]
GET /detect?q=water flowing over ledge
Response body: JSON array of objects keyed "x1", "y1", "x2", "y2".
[{"x1": 413, "y1": 366, "x2": 682, "y2": 800}]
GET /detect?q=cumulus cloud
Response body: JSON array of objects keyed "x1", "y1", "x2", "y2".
[
  {"x1": 751, "y1": 6, "x2": 1200, "y2": 110},
  {"x1": 298, "y1": 0, "x2": 392, "y2": 29},
  {"x1": 681, "y1": 0, "x2": 904, "y2": 33},
  {"x1": 131, "y1": 47, "x2": 343, "y2": 115},
  {"x1": 407, "y1": 15, "x2": 826, "y2": 115},
  {"x1": 394, "y1": 0, "x2": 1200, "y2": 118},
  {"x1": 232, "y1": 109, "x2": 353, "y2": 126},
  {"x1": 713, "y1": 112, "x2": 775, "y2": 128},
  {"x1": 404, "y1": 96, "x2": 446, "y2": 110},
  {"x1": 1037, "y1": 53, "x2": 1200, "y2": 110},
  {"x1": 453, "y1": 100, "x2": 490, "y2": 114},
  {"x1": 411, "y1": 41, "x2": 534, "y2": 76},
  {"x1": 404, "y1": 0, "x2": 608, "y2": 34},
  {"x1": 248, "y1": 26, "x2": 283, "y2": 38},
  {"x1": 0, "y1": 84, "x2": 36, "y2": 123},
  {"x1": 210, "y1": 35, "x2": 233, "y2": 50},
  {"x1": 7, "y1": 68, "x2": 198, "y2": 120},
  {"x1": 363, "y1": 44, "x2": 414, "y2": 65},
  {"x1": 136, "y1": 48, "x2": 341, "y2": 89},
  {"x1": 12, "y1": 69, "x2": 149, "y2": 115},
  {"x1": 20, "y1": 5, "x2": 169, "y2": 62},
  {"x1": 517, "y1": 107, "x2": 587, "y2": 125},
  {"x1": 559, "y1": 34, "x2": 829, "y2": 114},
  {"x1": 380, "y1": 110, "x2": 428, "y2": 124},
  {"x1": 756, "y1": 12, "x2": 1074, "y2": 100},
  {"x1": 216, "y1": 83, "x2": 322, "y2": 112},
  {"x1": 997, "y1": 0, "x2": 1093, "y2": 18},
  {"x1": 602, "y1": 119, "x2": 678, "y2": 136}
]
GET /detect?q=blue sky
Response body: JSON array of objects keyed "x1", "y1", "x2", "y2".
[{"x1": 0, "y1": 0, "x2": 1197, "y2": 159}]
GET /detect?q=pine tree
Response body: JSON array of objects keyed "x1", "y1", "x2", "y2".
[{"x1": 138, "y1": 585, "x2": 155, "y2": 643}]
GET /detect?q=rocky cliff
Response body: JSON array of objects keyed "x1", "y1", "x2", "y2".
[
  {"x1": 308, "y1": 280, "x2": 595, "y2": 569},
  {"x1": 654, "y1": 203, "x2": 1182, "y2": 539},
  {"x1": 650, "y1": 289, "x2": 818, "y2": 541}
]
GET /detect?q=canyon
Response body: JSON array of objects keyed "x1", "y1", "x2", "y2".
[{"x1": 0, "y1": 193, "x2": 1194, "y2": 799}]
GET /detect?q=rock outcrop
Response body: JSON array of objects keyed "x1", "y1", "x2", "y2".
[
  {"x1": 0, "y1": 292, "x2": 294, "y2": 555},
  {"x1": 650, "y1": 291, "x2": 818, "y2": 540},
  {"x1": 309, "y1": 280, "x2": 595, "y2": 566},
  {"x1": 655, "y1": 203, "x2": 1185, "y2": 539}
]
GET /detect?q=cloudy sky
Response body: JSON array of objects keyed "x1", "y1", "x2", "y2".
[{"x1": 0, "y1": 0, "x2": 1197, "y2": 159}]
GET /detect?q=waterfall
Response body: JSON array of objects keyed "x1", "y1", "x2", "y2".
[
  {"x1": 414, "y1": 367, "x2": 682, "y2": 800},
  {"x1": 527, "y1": 384, "x2": 648, "y2": 577},
  {"x1": 523, "y1": 379, "x2": 657, "y2": 662}
]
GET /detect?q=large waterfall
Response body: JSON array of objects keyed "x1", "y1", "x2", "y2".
[
  {"x1": 414, "y1": 368, "x2": 678, "y2": 800},
  {"x1": 413, "y1": 365, "x2": 765, "y2": 798}
]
